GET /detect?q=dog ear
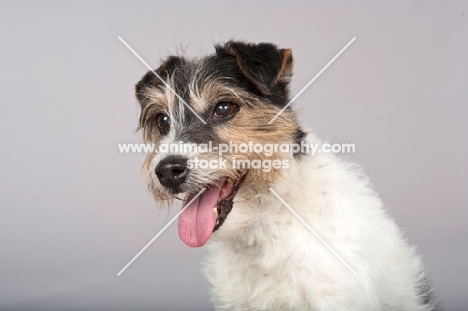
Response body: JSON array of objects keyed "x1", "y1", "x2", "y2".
[
  {"x1": 135, "y1": 56, "x2": 184, "y2": 107},
  {"x1": 220, "y1": 41, "x2": 293, "y2": 96}
]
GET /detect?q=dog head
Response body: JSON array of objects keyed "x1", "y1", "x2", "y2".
[{"x1": 135, "y1": 41, "x2": 305, "y2": 246}]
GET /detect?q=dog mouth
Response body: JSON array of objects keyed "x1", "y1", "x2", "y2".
[{"x1": 177, "y1": 174, "x2": 246, "y2": 247}]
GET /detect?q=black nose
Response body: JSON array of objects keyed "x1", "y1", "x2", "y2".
[{"x1": 155, "y1": 156, "x2": 188, "y2": 190}]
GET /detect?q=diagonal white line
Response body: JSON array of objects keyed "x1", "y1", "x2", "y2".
[
  {"x1": 117, "y1": 188, "x2": 206, "y2": 276},
  {"x1": 118, "y1": 36, "x2": 207, "y2": 124},
  {"x1": 269, "y1": 188, "x2": 357, "y2": 275},
  {"x1": 268, "y1": 37, "x2": 356, "y2": 124}
]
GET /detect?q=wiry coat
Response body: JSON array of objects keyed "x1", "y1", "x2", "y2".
[
  {"x1": 205, "y1": 134, "x2": 434, "y2": 310},
  {"x1": 134, "y1": 41, "x2": 437, "y2": 310}
]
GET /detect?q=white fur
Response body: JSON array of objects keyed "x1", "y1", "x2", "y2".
[{"x1": 204, "y1": 134, "x2": 432, "y2": 311}]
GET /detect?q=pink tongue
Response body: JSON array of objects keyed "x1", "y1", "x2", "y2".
[{"x1": 178, "y1": 180, "x2": 224, "y2": 247}]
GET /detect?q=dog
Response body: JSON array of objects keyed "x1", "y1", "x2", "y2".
[{"x1": 134, "y1": 41, "x2": 437, "y2": 310}]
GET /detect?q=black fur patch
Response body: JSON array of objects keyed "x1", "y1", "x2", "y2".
[
  {"x1": 135, "y1": 41, "x2": 295, "y2": 115},
  {"x1": 292, "y1": 128, "x2": 307, "y2": 159},
  {"x1": 417, "y1": 276, "x2": 440, "y2": 311},
  {"x1": 214, "y1": 41, "x2": 293, "y2": 107}
]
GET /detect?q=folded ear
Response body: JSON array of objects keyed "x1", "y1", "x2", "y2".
[{"x1": 221, "y1": 41, "x2": 293, "y2": 95}]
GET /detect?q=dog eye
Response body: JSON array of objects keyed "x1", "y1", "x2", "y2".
[
  {"x1": 154, "y1": 113, "x2": 170, "y2": 134},
  {"x1": 213, "y1": 102, "x2": 238, "y2": 119}
]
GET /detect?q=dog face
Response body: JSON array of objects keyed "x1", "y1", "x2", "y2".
[{"x1": 135, "y1": 41, "x2": 305, "y2": 246}]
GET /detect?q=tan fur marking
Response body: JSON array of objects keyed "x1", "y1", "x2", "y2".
[
  {"x1": 272, "y1": 49, "x2": 293, "y2": 85},
  {"x1": 214, "y1": 96, "x2": 299, "y2": 188}
]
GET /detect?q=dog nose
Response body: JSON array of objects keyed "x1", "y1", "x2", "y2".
[{"x1": 155, "y1": 156, "x2": 188, "y2": 189}]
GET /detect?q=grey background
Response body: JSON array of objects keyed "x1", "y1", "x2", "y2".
[{"x1": 0, "y1": 1, "x2": 467, "y2": 310}]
